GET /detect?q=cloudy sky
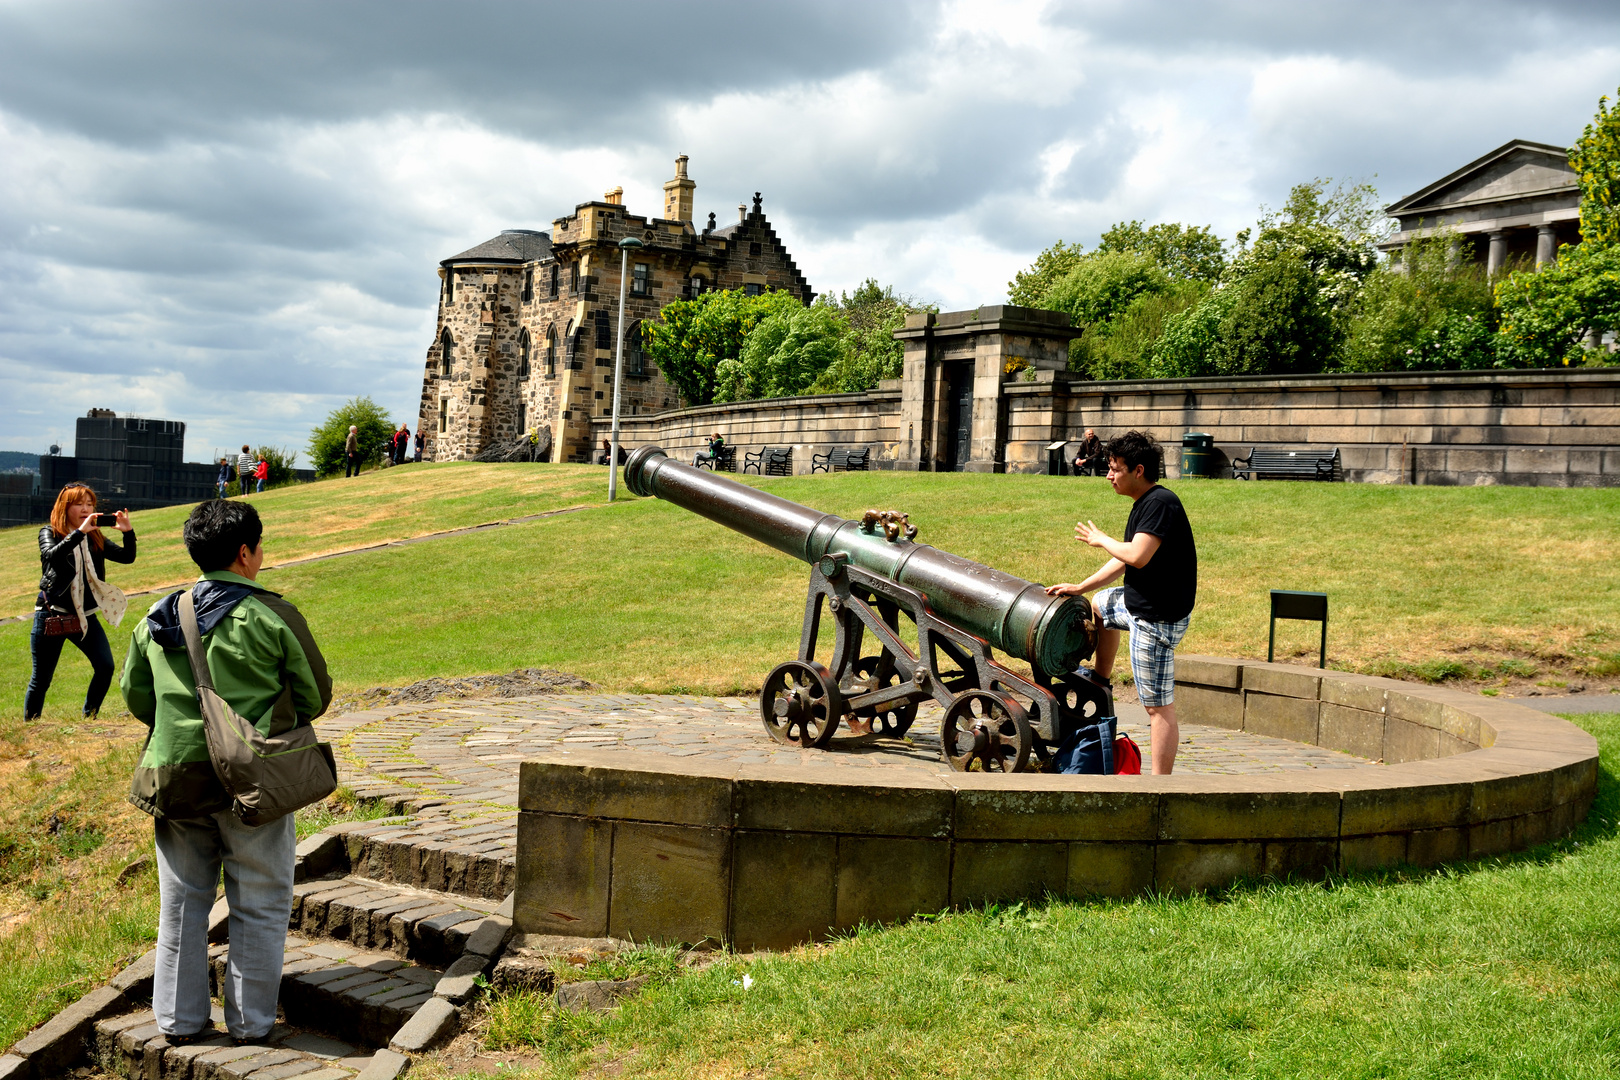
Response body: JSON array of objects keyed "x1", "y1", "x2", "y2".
[{"x1": 3, "y1": 0, "x2": 1618, "y2": 459}]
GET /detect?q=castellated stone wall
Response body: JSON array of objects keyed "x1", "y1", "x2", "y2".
[{"x1": 419, "y1": 166, "x2": 816, "y2": 465}]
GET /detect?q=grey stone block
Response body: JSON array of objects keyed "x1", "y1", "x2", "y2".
[
  {"x1": 111, "y1": 950, "x2": 158, "y2": 999},
  {"x1": 388, "y1": 998, "x2": 459, "y2": 1053},
  {"x1": 12, "y1": 985, "x2": 127, "y2": 1074},
  {"x1": 0, "y1": 1055, "x2": 31, "y2": 1080},
  {"x1": 294, "y1": 833, "x2": 349, "y2": 883},
  {"x1": 208, "y1": 897, "x2": 231, "y2": 944},
  {"x1": 462, "y1": 916, "x2": 512, "y2": 958},
  {"x1": 495, "y1": 892, "x2": 514, "y2": 920},
  {"x1": 278, "y1": 1034, "x2": 354, "y2": 1060},
  {"x1": 553, "y1": 977, "x2": 646, "y2": 1014},
  {"x1": 353, "y1": 1049, "x2": 410, "y2": 1080},
  {"x1": 490, "y1": 953, "x2": 554, "y2": 996},
  {"x1": 432, "y1": 954, "x2": 490, "y2": 1006}
]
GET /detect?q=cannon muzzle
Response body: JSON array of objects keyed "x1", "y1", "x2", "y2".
[{"x1": 624, "y1": 445, "x2": 1090, "y2": 675}]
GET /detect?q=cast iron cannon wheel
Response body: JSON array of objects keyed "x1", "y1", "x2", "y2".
[
  {"x1": 761, "y1": 660, "x2": 844, "y2": 749},
  {"x1": 842, "y1": 654, "x2": 919, "y2": 738},
  {"x1": 941, "y1": 690, "x2": 1033, "y2": 772}
]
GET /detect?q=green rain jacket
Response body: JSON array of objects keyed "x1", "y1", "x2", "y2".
[{"x1": 121, "y1": 571, "x2": 333, "y2": 819}]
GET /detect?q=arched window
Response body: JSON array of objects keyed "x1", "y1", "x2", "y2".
[
  {"x1": 626, "y1": 321, "x2": 644, "y2": 376},
  {"x1": 517, "y1": 328, "x2": 531, "y2": 378},
  {"x1": 439, "y1": 328, "x2": 453, "y2": 376},
  {"x1": 545, "y1": 325, "x2": 557, "y2": 375}
]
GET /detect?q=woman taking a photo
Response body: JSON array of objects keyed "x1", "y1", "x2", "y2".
[{"x1": 24, "y1": 485, "x2": 136, "y2": 720}]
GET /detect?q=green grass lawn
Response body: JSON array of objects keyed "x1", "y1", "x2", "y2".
[
  {"x1": 6, "y1": 465, "x2": 1616, "y2": 718},
  {"x1": 472, "y1": 712, "x2": 1620, "y2": 1079},
  {"x1": 3, "y1": 464, "x2": 1619, "y2": 1074}
]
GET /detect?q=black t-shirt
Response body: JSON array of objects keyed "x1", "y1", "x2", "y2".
[{"x1": 1121, "y1": 485, "x2": 1197, "y2": 623}]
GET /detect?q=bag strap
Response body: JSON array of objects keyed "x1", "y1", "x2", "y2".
[{"x1": 177, "y1": 590, "x2": 217, "y2": 694}]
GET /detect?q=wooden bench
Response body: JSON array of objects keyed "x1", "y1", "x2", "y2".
[
  {"x1": 694, "y1": 445, "x2": 737, "y2": 472},
  {"x1": 1231, "y1": 447, "x2": 1343, "y2": 482},
  {"x1": 810, "y1": 446, "x2": 871, "y2": 473},
  {"x1": 744, "y1": 446, "x2": 793, "y2": 476}
]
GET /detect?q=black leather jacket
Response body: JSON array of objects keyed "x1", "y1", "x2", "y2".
[{"x1": 37, "y1": 526, "x2": 137, "y2": 613}]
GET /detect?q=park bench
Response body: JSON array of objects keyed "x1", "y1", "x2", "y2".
[
  {"x1": 694, "y1": 445, "x2": 737, "y2": 472},
  {"x1": 1231, "y1": 446, "x2": 1343, "y2": 482},
  {"x1": 744, "y1": 446, "x2": 794, "y2": 476},
  {"x1": 810, "y1": 446, "x2": 871, "y2": 473}
]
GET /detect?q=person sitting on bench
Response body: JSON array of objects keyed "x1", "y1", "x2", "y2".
[
  {"x1": 1073, "y1": 429, "x2": 1106, "y2": 476},
  {"x1": 694, "y1": 432, "x2": 725, "y2": 467}
]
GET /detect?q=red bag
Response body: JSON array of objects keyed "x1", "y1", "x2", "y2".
[{"x1": 1114, "y1": 732, "x2": 1142, "y2": 775}]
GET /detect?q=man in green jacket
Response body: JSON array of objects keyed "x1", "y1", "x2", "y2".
[{"x1": 122, "y1": 500, "x2": 331, "y2": 1043}]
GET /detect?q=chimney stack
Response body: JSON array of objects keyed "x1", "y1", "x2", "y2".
[
  {"x1": 603, "y1": 186, "x2": 624, "y2": 205},
  {"x1": 662, "y1": 154, "x2": 695, "y2": 222}
]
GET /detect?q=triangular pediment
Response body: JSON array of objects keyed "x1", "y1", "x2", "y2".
[{"x1": 1388, "y1": 140, "x2": 1578, "y2": 215}]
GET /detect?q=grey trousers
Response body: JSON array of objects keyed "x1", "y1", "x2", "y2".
[{"x1": 153, "y1": 811, "x2": 296, "y2": 1039}]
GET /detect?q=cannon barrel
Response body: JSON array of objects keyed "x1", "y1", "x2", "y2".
[{"x1": 623, "y1": 445, "x2": 1090, "y2": 675}]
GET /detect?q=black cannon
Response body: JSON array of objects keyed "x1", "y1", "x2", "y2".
[{"x1": 624, "y1": 445, "x2": 1119, "y2": 773}]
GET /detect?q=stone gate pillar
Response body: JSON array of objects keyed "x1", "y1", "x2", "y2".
[{"x1": 892, "y1": 306, "x2": 1078, "y2": 472}]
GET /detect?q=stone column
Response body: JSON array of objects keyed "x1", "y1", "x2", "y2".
[
  {"x1": 1486, "y1": 230, "x2": 1507, "y2": 276},
  {"x1": 1535, "y1": 225, "x2": 1557, "y2": 268}
]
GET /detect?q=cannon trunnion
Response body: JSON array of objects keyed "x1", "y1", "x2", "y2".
[{"x1": 624, "y1": 445, "x2": 1113, "y2": 772}]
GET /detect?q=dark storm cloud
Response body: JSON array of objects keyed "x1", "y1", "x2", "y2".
[
  {"x1": 0, "y1": 0, "x2": 928, "y2": 145},
  {"x1": 2, "y1": 0, "x2": 1618, "y2": 456}
]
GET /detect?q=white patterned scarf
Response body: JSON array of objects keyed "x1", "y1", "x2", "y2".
[{"x1": 69, "y1": 539, "x2": 128, "y2": 631}]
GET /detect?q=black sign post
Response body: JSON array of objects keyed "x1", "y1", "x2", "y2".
[{"x1": 1269, "y1": 590, "x2": 1328, "y2": 669}]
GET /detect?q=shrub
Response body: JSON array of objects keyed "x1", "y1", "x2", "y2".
[
  {"x1": 308, "y1": 396, "x2": 393, "y2": 477},
  {"x1": 1343, "y1": 232, "x2": 1501, "y2": 372},
  {"x1": 642, "y1": 289, "x2": 803, "y2": 406}
]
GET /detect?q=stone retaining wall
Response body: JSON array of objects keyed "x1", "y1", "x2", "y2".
[
  {"x1": 514, "y1": 659, "x2": 1597, "y2": 951},
  {"x1": 591, "y1": 368, "x2": 1620, "y2": 485}
]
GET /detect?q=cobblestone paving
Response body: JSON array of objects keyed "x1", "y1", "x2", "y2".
[{"x1": 326, "y1": 692, "x2": 1381, "y2": 819}]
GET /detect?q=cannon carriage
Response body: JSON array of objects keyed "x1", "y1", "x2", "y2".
[{"x1": 624, "y1": 445, "x2": 1120, "y2": 773}]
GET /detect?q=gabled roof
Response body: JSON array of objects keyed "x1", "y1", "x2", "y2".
[
  {"x1": 442, "y1": 229, "x2": 552, "y2": 266},
  {"x1": 1386, "y1": 139, "x2": 1578, "y2": 216}
]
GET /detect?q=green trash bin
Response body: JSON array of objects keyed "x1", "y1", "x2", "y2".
[{"x1": 1180, "y1": 432, "x2": 1215, "y2": 479}]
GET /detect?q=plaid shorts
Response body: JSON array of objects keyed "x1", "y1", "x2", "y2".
[{"x1": 1093, "y1": 587, "x2": 1190, "y2": 707}]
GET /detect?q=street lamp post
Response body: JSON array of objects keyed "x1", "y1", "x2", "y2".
[{"x1": 609, "y1": 236, "x2": 643, "y2": 501}]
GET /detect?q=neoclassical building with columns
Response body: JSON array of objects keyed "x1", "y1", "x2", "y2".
[
  {"x1": 1379, "y1": 138, "x2": 1582, "y2": 273},
  {"x1": 418, "y1": 156, "x2": 814, "y2": 462}
]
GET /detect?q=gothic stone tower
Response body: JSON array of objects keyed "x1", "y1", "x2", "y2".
[{"x1": 418, "y1": 158, "x2": 814, "y2": 463}]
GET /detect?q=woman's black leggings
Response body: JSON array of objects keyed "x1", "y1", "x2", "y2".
[{"x1": 24, "y1": 612, "x2": 115, "y2": 719}]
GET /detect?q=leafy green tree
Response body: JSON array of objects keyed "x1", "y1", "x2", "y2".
[
  {"x1": 308, "y1": 396, "x2": 392, "y2": 477},
  {"x1": 1495, "y1": 240, "x2": 1620, "y2": 366},
  {"x1": 715, "y1": 305, "x2": 847, "y2": 402},
  {"x1": 1044, "y1": 251, "x2": 1169, "y2": 329},
  {"x1": 642, "y1": 289, "x2": 803, "y2": 406},
  {"x1": 1216, "y1": 252, "x2": 1339, "y2": 375},
  {"x1": 1078, "y1": 281, "x2": 1210, "y2": 380},
  {"x1": 252, "y1": 445, "x2": 300, "y2": 487},
  {"x1": 1571, "y1": 85, "x2": 1620, "y2": 245},
  {"x1": 1151, "y1": 286, "x2": 1236, "y2": 378},
  {"x1": 1098, "y1": 221, "x2": 1226, "y2": 282},
  {"x1": 809, "y1": 279, "x2": 932, "y2": 394},
  {"x1": 1343, "y1": 233, "x2": 1499, "y2": 371},
  {"x1": 1007, "y1": 240, "x2": 1086, "y2": 307}
]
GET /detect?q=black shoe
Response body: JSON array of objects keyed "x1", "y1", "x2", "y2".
[
  {"x1": 1076, "y1": 667, "x2": 1112, "y2": 688},
  {"x1": 164, "y1": 1024, "x2": 217, "y2": 1046}
]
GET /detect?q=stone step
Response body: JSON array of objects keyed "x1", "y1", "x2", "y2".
[
  {"x1": 289, "y1": 877, "x2": 499, "y2": 967},
  {"x1": 90, "y1": 1007, "x2": 406, "y2": 1080},
  {"x1": 207, "y1": 938, "x2": 441, "y2": 1049},
  {"x1": 322, "y1": 817, "x2": 516, "y2": 903}
]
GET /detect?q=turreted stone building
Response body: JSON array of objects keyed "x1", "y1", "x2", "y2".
[{"x1": 419, "y1": 156, "x2": 814, "y2": 462}]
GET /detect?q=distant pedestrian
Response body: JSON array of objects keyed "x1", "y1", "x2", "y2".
[
  {"x1": 216, "y1": 458, "x2": 231, "y2": 499},
  {"x1": 413, "y1": 429, "x2": 424, "y2": 463},
  {"x1": 343, "y1": 426, "x2": 360, "y2": 478},
  {"x1": 394, "y1": 423, "x2": 410, "y2": 466},
  {"x1": 254, "y1": 457, "x2": 269, "y2": 494},
  {"x1": 237, "y1": 445, "x2": 255, "y2": 497}
]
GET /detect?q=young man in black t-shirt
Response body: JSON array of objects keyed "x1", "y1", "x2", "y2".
[{"x1": 1047, "y1": 430, "x2": 1197, "y2": 774}]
